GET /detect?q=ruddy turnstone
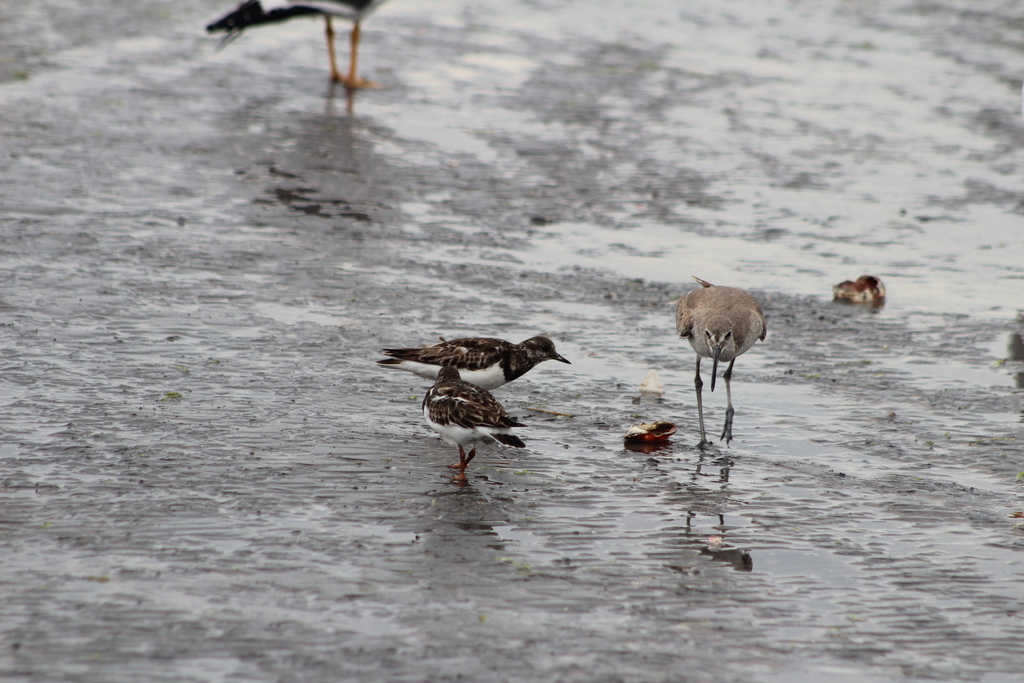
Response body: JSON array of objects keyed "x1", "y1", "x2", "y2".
[
  {"x1": 422, "y1": 366, "x2": 526, "y2": 483},
  {"x1": 206, "y1": 0, "x2": 390, "y2": 89},
  {"x1": 832, "y1": 275, "x2": 886, "y2": 305},
  {"x1": 377, "y1": 336, "x2": 570, "y2": 390},
  {"x1": 675, "y1": 277, "x2": 766, "y2": 447}
]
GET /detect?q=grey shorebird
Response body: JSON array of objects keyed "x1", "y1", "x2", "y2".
[{"x1": 675, "y1": 277, "x2": 766, "y2": 447}]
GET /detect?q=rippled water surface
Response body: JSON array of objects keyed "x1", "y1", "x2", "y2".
[{"x1": 2, "y1": 1, "x2": 1023, "y2": 681}]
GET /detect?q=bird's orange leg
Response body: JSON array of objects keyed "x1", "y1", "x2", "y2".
[
  {"x1": 342, "y1": 20, "x2": 380, "y2": 90},
  {"x1": 325, "y1": 16, "x2": 345, "y2": 83},
  {"x1": 447, "y1": 446, "x2": 469, "y2": 470},
  {"x1": 447, "y1": 446, "x2": 471, "y2": 485},
  {"x1": 346, "y1": 21, "x2": 361, "y2": 85}
]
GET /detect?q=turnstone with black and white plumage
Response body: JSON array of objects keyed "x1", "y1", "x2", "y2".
[
  {"x1": 206, "y1": 0, "x2": 390, "y2": 89},
  {"x1": 377, "y1": 336, "x2": 570, "y2": 391},
  {"x1": 422, "y1": 366, "x2": 527, "y2": 483}
]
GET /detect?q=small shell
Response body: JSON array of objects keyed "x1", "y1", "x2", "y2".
[
  {"x1": 833, "y1": 275, "x2": 885, "y2": 304},
  {"x1": 624, "y1": 420, "x2": 677, "y2": 442},
  {"x1": 638, "y1": 369, "x2": 664, "y2": 397}
]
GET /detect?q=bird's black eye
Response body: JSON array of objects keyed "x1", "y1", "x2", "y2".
[{"x1": 725, "y1": 330, "x2": 733, "y2": 338}]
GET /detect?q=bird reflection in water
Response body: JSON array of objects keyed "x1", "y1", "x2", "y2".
[
  {"x1": 412, "y1": 492, "x2": 514, "y2": 565},
  {"x1": 1008, "y1": 325, "x2": 1024, "y2": 390},
  {"x1": 687, "y1": 513, "x2": 752, "y2": 572},
  {"x1": 701, "y1": 533, "x2": 753, "y2": 572},
  {"x1": 326, "y1": 80, "x2": 358, "y2": 115},
  {"x1": 647, "y1": 454, "x2": 753, "y2": 573},
  {"x1": 627, "y1": 442, "x2": 733, "y2": 484},
  {"x1": 696, "y1": 451, "x2": 733, "y2": 484}
]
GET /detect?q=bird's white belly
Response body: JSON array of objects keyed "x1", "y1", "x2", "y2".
[
  {"x1": 686, "y1": 336, "x2": 737, "y2": 361},
  {"x1": 423, "y1": 410, "x2": 491, "y2": 448},
  {"x1": 391, "y1": 361, "x2": 443, "y2": 381},
  {"x1": 686, "y1": 336, "x2": 756, "y2": 363},
  {"x1": 392, "y1": 360, "x2": 506, "y2": 390},
  {"x1": 454, "y1": 364, "x2": 507, "y2": 390}
]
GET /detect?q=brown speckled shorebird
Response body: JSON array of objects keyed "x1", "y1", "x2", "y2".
[
  {"x1": 422, "y1": 366, "x2": 527, "y2": 484},
  {"x1": 675, "y1": 277, "x2": 766, "y2": 447},
  {"x1": 377, "y1": 336, "x2": 570, "y2": 390}
]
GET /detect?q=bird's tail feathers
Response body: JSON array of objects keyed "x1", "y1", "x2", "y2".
[
  {"x1": 491, "y1": 433, "x2": 526, "y2": 448},
  {"x1": 207, "y1": 3, "x2": 322, "y2": 42},
  {"x1": 214, "y1": 30, "x2": 244, "y2": 51}
]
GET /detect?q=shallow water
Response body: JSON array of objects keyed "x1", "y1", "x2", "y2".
[{"x1": 2, "y1": 0, "x2": 1023, "y2": 681}]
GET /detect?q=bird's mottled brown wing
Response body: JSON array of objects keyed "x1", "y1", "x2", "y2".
[
  {"x1": 382, "y1": 337, "x2": 513, "y2": 371},
  {"x1": 423, "y1": 381, "x2": 525, "y2": 429}
]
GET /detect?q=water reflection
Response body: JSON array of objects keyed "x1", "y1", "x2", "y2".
[
  {"x1": 666, "y1": 513, "x2": 753, "y2": 573},
  {"x1": 326, "y1": 80, "x2": 358, "y2": 116},
  {"x1": 243, "y1": 108, "x2": 384, "y2": 228},
  {"x1": 649, "y1": 448, "x2": 735, "y2": 496},
  {"x1": 700, "y1": 545, "x2": 754, "y2": 572},
  {"x1": 691, "y1": 513, "x2": 752, "y2": 572},
  {"x1": 413, "y1": 486, "x2": 514, "y2": 561},
  {"x1": 1008, "y1": 329, "x2": 1024, "y2": 390},
  {"x1": 695, "y1": 452, "x2": 734, "y2": 484},
  {"x1": 623, "y1": 439, "x2": 675, "y2": 455}
]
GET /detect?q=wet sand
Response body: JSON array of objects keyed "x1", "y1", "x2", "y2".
[{"x1": 2, "y1": 1, "x2": 1023, "y2": 681}]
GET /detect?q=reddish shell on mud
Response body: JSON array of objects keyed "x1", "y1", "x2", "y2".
[{"x1": 624, "y1": 420, "x2": 677, "y2": 442}]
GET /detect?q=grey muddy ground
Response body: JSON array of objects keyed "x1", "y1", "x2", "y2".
[{"x1": 2, "y1": 1, "x2": 1024, "y2": 681}]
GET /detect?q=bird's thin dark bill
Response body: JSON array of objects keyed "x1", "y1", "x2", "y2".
[
  {"x1": 711, "y1": 346, "x2": 721, "y2": 392},
  {"x1": 554, "y1": 354, "x2": 571, "y2": 364}
]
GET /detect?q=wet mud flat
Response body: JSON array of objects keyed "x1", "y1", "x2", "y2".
[{"x1": 2, "y1": 1, "x2": 1024, "y2": 681}]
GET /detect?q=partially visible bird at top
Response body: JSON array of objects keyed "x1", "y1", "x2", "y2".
[
  {"x1": 675, "y1": 277, "x2": 766, "y2": 447},
  {"x1": 377, "y1": 336, "x2": 571, "y2": 391},
  {"x1": 206, "y1": 0, "x2": 391, "y2": 89}
]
